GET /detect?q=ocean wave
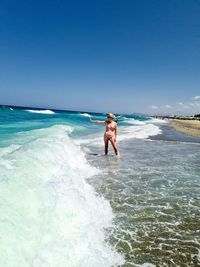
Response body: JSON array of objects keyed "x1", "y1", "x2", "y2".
[
  {"x1": 25, "y1": 109, "x2": 56, "y2": 114},
  {"x1": 0, "y1": 144, "x2": 21, "y2": 169},
  {"x1": 76, "y1": 122, "x2": 162, "y2": 146},
  {"x1": 80, "y1": 113, "x2": 91, "y2": 118},
  {"x1": 147, "y1": 117, "x2": 168, "y2": 124},
  {"x1": 0, "y1": 144, "x2": 21, "y2": 158},
  {"x1": 0, "y1": 125, "x2": 124, "y2": 267},
  {"x1": 118, "y1": 124, "x2": 162, "y2": 140},
  {"x1": 114, "y1": 117, "x2": 164, "y2": 140},
  {"x1": 125, "y1": 118, "x2": 146, "y2": 125}
]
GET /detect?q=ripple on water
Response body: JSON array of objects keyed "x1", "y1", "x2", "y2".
[{"x1": 86, "y1": 139, "x2": 200, "y2": 267}]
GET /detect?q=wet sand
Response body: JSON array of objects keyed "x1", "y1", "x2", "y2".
[
  {"x1": 150, "y1": 123, "x2": 200, "y2": 144},
  {"x1": 170, "y1": 119, "x2": 200, "y2": 138}
]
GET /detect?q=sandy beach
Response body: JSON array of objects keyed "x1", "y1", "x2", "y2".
[{"x1": 170, "y1": 119, "x2": 200, "y2": 137}]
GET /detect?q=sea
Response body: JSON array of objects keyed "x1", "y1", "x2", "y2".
[{"x1": 0, "y1": 106, "x2": 199, "y2": 267}]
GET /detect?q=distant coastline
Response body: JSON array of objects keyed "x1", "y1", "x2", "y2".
[
  {"x1": 1, "y1": 104, "x2": 199, "y2": 138},
  {"x1": 170, "y1": 119, "x2": 200, "y2": 138},
  {"x1": 153, "y1": 115, "x2": 200, "y2": 138}
]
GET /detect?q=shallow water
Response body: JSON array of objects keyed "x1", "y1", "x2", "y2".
[
  {"x1": 85, "y1": 140, "x2": 200, "y2": 267},
  {"x1": 0, "y1": 106, "x2": 200, "y2": 267}
]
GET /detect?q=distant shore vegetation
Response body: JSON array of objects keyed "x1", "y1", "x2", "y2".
[{"x1": 154, "y1": 114, "x2": 200, "y2": 121}]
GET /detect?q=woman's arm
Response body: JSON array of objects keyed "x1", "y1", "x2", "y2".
[{"x1": 90, "y1": 119, "x2": 106, "y2": 124}]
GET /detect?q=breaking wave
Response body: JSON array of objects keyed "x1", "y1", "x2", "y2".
[{"x1": 0, "y1": 125, "x2": 124, "y2": 267}]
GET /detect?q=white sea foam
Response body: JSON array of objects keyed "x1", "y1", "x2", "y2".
[
  {"x1": 147, "y1": 117, "x2": 168, "y2": 124},
  {"x1": 0, "y1": 125, "x2": 124, "y2": 267},
  {"x1": 25, "y1": 109, "x2": 55, "y2": 114},
  {"x1": 80, "y1": 113, "x2": 91, "y2": 118},
  {"x1": 76, "y1": 120, "x2": 162, "y2": 146},
  {"x1": 131, "y1": 263, "x2": 156, "y2": 267},
  {"x1": 118, "y1": 117, "x2": 163, "y2": 140},
  {"x1": 125, "y1": 118, "x2": 146, "y2": 125},
  {"x1": 0, "y1": 144, "x2": 21, "y2": 157},
  {"x1": 118, "y1": 124, "x2": 162, "y2": 141},
  {"x1": 140, "y1": 264, "x2": 156, "y2": 267},
  {"x1": 0, "y1": 144, "x2": 21, "y2": 169}
]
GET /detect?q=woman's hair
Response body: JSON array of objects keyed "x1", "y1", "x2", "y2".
[{"x1": 107, "y1": 113, "x2": 115, "y2": 119}]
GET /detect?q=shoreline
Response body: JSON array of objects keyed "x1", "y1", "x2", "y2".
[
  {"x1": 150, "y1": 121, "x2": 200, "y2": 144},
  {"x1": 170, "y1": 119, "x2": 200, "y2": 138}
]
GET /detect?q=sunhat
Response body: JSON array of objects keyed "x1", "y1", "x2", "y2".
[{"x1": 107, "y1": 113, "x2": 115, "y2": 119}]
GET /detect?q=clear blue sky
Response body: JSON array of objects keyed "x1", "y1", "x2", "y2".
[{"x1": 0, "y1": 0, "x2": 200, "y2": 114}]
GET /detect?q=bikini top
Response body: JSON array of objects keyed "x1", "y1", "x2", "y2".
[{"x1": 105, "y1": 122, "x2": 116, "y2": 131}]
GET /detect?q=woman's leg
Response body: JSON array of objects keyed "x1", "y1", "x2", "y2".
[
  {"x1": 110, "y1": 137, "x2": 119, "y2": 155},
  {"x1": 104, "y1": 135, "x2": 109, "y2": 155}
]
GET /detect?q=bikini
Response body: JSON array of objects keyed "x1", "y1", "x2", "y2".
[{"x1": 105, "y1": 122, "x2": 116, "y2": 140}]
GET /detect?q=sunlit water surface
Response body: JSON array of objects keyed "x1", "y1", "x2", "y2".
[{"x1": 0, "y1": 106, "x2": 200, "y2": 267}]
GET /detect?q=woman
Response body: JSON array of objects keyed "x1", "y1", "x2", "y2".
[{"x1": 90, "y1": 113, "x2": 119, "y2": 155}]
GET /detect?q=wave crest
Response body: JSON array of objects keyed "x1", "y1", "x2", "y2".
[
  {"x1": 0, "y1": 125, "x2": 124, "y2": 267},
  {"x1": 80, "y1": 113, "x2": 91, "y2": 118},
  {"x1": 25, "y1": 109, "x2": 55, "y2": 114}
]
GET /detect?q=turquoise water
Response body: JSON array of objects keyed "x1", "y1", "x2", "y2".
[{"x1": 0, "y1": 106, "x2": 199, "y2": 267}]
